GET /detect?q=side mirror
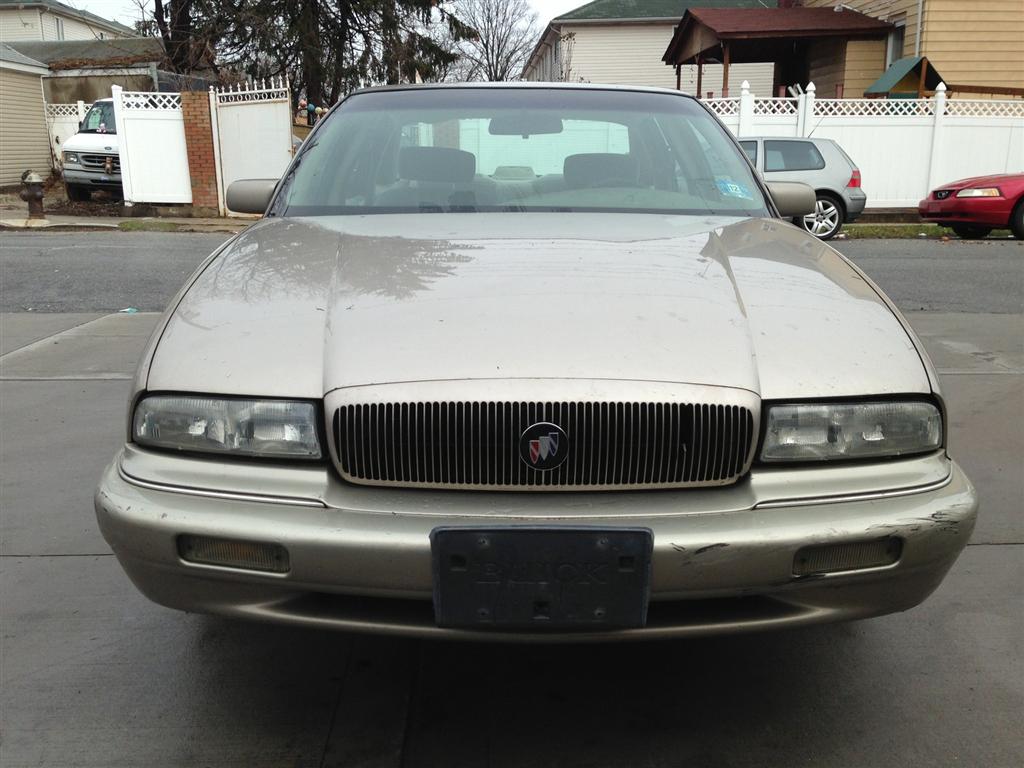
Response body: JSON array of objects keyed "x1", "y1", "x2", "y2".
[
  {"x1": 226, "y1": 179, "x2": 278, "y2": 214},
  {"x1": 765, "y1": 181, "x2": 816, "y2": 218},
  {"x1": 78, "y1": 120, "x2": 84, "y2": 131}
]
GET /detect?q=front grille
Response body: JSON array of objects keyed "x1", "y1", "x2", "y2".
[
  {"x1": 81, "y1": 154, "x2": 120, "y2": 172},
  {"x1": 333, "y1": 401, "x2": 755, "y2": 490},
  {"x1": 934, "y1": 190, "x2": 952, "y2": 200}
]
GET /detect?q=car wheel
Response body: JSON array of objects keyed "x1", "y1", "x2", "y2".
[
  {"x1": 797, "y1": 193, "x2": 843, "y2": 240},
  {"x1": 1010, "y1": 200, "x2": 1024, "y2": 240},
  {"x1": 65, "y1": 184, "x2": 91, "y2": 202},
  {"x1": 951, "y1": 224, "x2": 992, "y2": 240}
]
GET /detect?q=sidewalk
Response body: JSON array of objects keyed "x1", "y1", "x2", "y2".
[
  {"x1": 0, "y1": 208, "x2": 248, "y2": 234},
  {"x1": 0, "y1": 187, "x2": 250, "y2": 234}
]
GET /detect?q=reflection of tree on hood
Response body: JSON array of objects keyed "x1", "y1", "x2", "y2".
[
  {"x1": 338, "y1": 234, "x2": 476, "y2": 300},
  {"x1": 197, "y1": 220, "x2": 478, "y2": 307}
]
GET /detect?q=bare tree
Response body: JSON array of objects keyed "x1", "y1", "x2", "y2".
[
  {"x1": 556, "y1": 31, "x2": 577, "y2": 82},
  {"x1": 453, "y1": 0, "x2": 540, "y2": 82}
]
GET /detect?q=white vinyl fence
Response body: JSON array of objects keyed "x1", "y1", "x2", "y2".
[
  {"x1": 706, "y1": 82, "x2": 1024, "y2": 208},
  {"x1": 210, "y1": 77, "x2": 294, "y2": 216},
  {"x1": 110, "y1": 85, "x2": 192, "y2": 205},
  {"x1": 44, "y1": 101, "x2": 89, "y2": 170}
]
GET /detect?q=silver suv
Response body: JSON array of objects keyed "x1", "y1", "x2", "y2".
[{"x1": 740, "y1": 137, "x2": 866, "y2": 240}]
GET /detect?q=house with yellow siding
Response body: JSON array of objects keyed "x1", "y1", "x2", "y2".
[{"x1": 799, "y1": 0, "x2": 1024, "y2": 96}]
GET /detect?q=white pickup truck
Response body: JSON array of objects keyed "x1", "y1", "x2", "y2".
[{"x1": 61, "y1": 98, "x2": 121, "y2": 201}]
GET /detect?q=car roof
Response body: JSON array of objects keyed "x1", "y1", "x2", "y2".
[
  {"x1": 346, "y1": 81, "x2": 699, "y2": 101},
  {"x1": 740, "y1": 136, "x2": 835, "y2": 145}
]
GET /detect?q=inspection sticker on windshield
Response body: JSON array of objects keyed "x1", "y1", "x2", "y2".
[{"x1": 715, "y1": 178, "x2": 754, "y2": 200}]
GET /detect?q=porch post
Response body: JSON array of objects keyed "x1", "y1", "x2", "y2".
[
  {"x1": 676, "y1": 64, "x2": 681, "y2": 91},
  {"x1": 696, "y1": 54, "x2": 704, "y2": 98},
  {"x1": 722, "y1": 42, "x2": 731, "y2": 98}
]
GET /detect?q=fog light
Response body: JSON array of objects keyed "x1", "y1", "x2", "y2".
[
  {"x1": 178, "y1": 535, "x2": 289, "y2": 573},
  {"x1": 793, "y1": 538, "x2": 901, "y2": 576}
]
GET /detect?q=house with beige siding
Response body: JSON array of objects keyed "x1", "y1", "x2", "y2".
[
  {"x1": 522, "y1": 0, "x2": 775, "y2": 98},
  {"x1": 0, "y1": 0, "x2": 134, "y2": 42},
  {"x1": 798, "y1": 0, "x2": 1023, "y2": 96},
  {"x1": 0, "y1": 43, "x2": 50, "y2": 185}
]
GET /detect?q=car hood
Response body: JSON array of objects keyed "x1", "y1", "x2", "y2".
[
  {"x1": 939, "y1": 173, "x2": 1022, "y2": 189},
  {"x1": 62, "y1": 132, "x2": 118, "y2": 153},
  {"x1": 146, "y1": 214, "x2": 929, "y2": 401}
]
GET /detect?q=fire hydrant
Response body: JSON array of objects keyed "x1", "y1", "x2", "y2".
[{"x1": 19, "y1": 170, "x2": 45, "y2": 219}]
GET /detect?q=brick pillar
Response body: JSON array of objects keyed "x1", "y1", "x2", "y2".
[{"x1": 180, "y1": 91, "x2": 219, "y2": 213}]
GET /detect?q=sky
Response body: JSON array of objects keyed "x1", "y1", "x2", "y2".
[{"x1": 70, "y1": 0, "x2": 586, "y2": 31}]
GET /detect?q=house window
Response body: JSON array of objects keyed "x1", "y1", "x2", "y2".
[
  {"x1": 887, "y1": 22, "x2": 906, "y2": 68},
  {"x1": 55, "y1": 16, "x2": 65, "y2": 40}
]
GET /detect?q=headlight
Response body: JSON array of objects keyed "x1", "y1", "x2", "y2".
[
  {"x1": 761, "y1": 401, "x2": 942, "y2": 462},
  {"x1": 133, "y1": 395, "x2": 321, "y2": 459},
  {"x1": 63, "y1": 151, "x2": 80, "y2": 164},
  {"x1": 955, "y1": 187, "x2": 1000, "y2": 198}
]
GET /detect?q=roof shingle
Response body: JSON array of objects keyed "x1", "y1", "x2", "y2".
[
  {"x1": 685, "y1": 6, "x2": 893, "y2": 36},
  {"x1": 555, "y1": 0, "x2": 765, "y2": 22},
  {"x1": 0, "y1": 0, "x2": 136, "y2": 36}
]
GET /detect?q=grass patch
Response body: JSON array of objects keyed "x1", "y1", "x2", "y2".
[
  {"x1": 118, "y1": 219, "x2": 179, "y2": 232},
  {"x1": 842, "y1": 223, "x2": 1015, "y2": 240},
  {"x1": 842, "y1": 224, "x2": 947, "y2": 239}
]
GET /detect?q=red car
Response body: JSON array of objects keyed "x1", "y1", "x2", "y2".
[{"x1": 919, "y1": 173, "x2": 1024, "y2": 240}]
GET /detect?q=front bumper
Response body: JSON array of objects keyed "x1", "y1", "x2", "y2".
[
  {"x1": 918, "y1": 194, "x2": 1012, "y2": 228},
  {"x1": 96, "y1": 451, "x2": 977, "y2": 641},
  {"x1": 63, "y1": 167, "x2": 122, "y2": 188}
]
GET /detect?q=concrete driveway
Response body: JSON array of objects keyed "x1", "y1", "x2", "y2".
[{"x1": 1, "y1": 233, "x2": 1021, "y2": 767}]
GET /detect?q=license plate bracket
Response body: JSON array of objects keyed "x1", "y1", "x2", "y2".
[{"x1": 430, "y1": 527, "x2": 653, "y2": 630}]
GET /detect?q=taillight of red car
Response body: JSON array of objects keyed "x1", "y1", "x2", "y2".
[{"x1": 847, "y1": 169, "x2": 862, "y2": 188}]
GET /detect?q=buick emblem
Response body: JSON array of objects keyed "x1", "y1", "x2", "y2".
[{"x1": 519, "y1": 422, "x2": 569, "y2": 471}]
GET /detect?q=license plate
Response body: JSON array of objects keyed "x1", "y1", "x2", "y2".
[
  {"x1": 928, "y1": 203, "x2": 940, "y2": 213},
  {"x1": 430, "y1": 527, "x2": 652, "y2": 630}
]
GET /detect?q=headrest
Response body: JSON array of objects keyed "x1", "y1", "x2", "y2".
[
  {"x1": 563, "y1": 153, "x2": 638, "y2": 189},
  {"x1": 398, "y1": 146, "x2": 476, "y2": 183}
]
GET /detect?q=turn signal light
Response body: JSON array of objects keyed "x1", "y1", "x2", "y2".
[
  {"x1": 847, "y1": 169, "x2": 862, "y2": 188},
  {"x1": 793, "y1": 538, "x2": 901, "y2": 576},
  {"x1": 178, "y1": 535, "x2": 290, "y2": 573}
]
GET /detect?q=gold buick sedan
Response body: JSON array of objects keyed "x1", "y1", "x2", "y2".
[{"x1": 95, "y1": 84, "x2": 977, "y2": 640}]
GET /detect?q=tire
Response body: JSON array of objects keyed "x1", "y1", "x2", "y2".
[
  {"x1": 951, "y1": 224, "x2": 992, "y2": 240},
  {"x1": 65, "y1": 183, "x2": 91, "y2": 202},
  {"x1": 796, "y1": 192, "x2": 844, "y2": 240},
  {"x1": 1010, "y1": 199, "x2": 1024, "y2": 240}
]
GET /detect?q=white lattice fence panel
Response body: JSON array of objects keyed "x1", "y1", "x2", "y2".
[
  {"x1": 121, "y1": 92, "x2": 182, "y2": 111},
  {"x1": 703, "y1": 98, "x2": 740, "y2": 117},
  {"x1": 752, "y1": 98, "x2": 799, "y2": 116},
  {"x1": 45, "y1": 103, "x2": 81, "y2": 119},
  {"x1": 944, "y1": 100, "x2": 1024, "y2": 118},
  {"x1": 212, "y1": 77, "x2": 294, "y2": 215},
  {"x1": 111, "y1": 86, "x2": 191, "y2": 204},
  {"x1": 814, "y1": 99, "x2": 935, "y2": 117}
]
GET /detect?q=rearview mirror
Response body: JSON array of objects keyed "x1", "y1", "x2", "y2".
[
  {"x1": 765, "y1": 181, "x2": 816, "y2": 218},
  {"x1": 488, "y1": 112, "x2": 563, "y2": 136},
  {"x1": 226, "y1": 179, "x2": 278, "y2": 214}
]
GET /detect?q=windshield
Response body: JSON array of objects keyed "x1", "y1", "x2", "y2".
[
  {"x1": 81, "y1": 102, "x2": 116, "y2": 134},
  {"x1": 279, "y1": 88, "x2": 768, "y2": 217}
]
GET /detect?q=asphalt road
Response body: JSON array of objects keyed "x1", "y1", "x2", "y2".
[
  {"x1": 1, "y1": 231, "x2": 1022, "y2": 314},
  {"x1": 1, "y1": 230, "x2": 1022, "y2": 767}
]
